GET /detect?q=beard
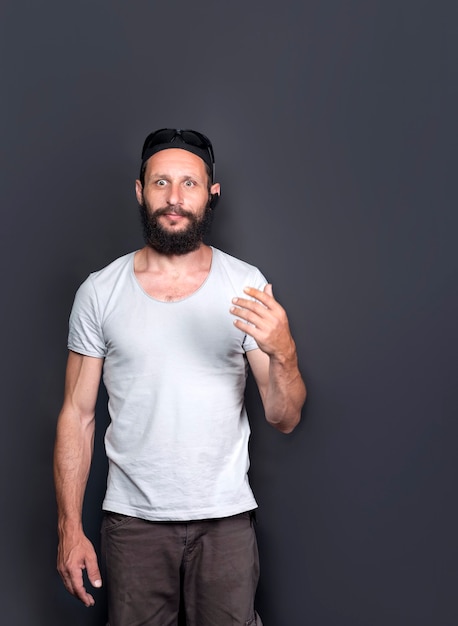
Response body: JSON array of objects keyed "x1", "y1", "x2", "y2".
[{"x1": 139, "y1": 200, "x2": 214, "y2": 255}]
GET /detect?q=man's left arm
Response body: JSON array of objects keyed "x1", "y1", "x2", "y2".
[{"x1": 231, "y1": 284, "x2": 306, "y2": 433}]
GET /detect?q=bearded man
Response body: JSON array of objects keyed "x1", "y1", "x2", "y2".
[{"x1": 54, "y1": 128, "x2": 306, "y2": 626}]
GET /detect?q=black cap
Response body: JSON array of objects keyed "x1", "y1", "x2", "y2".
[{"x1": 140, "y1": 129, "x2": 215, "y2": 180}]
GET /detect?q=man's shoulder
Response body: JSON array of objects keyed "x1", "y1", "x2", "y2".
[
  {"x1": 88, "y1": 251, "x2": 136, "y2": 282},
  {"x1": 211, "y1": 247, "x2": 267, "y2": 291},
  {"x1": 212, "y1": 247, "x2": 261, "y2": 275},
  {"x1": 75, "y1": 252, "x2": 136, "y2": 300}
]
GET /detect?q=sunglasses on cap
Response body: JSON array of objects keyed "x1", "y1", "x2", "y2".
[{"x1": 141, "y1": 128, "x2": 215, "y2": 181}]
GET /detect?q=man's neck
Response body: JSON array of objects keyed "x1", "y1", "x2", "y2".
[
  {"x1": 133, "y1": 244, "x2": 213, "y2": 302},
  {"x1": 136, "y1": 243, "x2": 212, "y2": 275}
]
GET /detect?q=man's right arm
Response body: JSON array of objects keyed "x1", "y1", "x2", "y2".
[{"x1": 54, "y1": 351, "x2": 104, "y2": 607}]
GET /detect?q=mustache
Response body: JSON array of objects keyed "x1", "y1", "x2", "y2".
[{"x1": 152, "y1": 205, "x2": 194, "y2": 219}]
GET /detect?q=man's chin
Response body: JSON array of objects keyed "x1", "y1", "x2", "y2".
[
  {"x1": 161, "y1": 221, "x2": 190, "y2": 232},
  {"x1": 139, "y1": 203, "x2": 212, "y2": 255}
]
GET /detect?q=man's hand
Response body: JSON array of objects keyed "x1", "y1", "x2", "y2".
[
  {"x1": 231, "y1": 283, "x2": 306, "y2": 432},
  {"x1": 57, "y1": 531, "x2": 102, "y2": 607},
  {"x1": 230, "y1": 284, "x2": 296, "y2": 360}
]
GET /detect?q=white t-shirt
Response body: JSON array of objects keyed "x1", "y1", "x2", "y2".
[{"x1": 68, "y1": 247, "x2": 267, "y2": 521}]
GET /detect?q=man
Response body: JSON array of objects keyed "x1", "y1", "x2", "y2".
[{"x1": 54, "y1": 128, "x2": 306, "y2": 626}]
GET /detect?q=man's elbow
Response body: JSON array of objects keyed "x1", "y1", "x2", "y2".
[
  {"x1": 264, "y1": 385, "x2": 306, "y2": 434},
  {"x1": 268, "y1": 411, "x2": 302, "y2": 434}
]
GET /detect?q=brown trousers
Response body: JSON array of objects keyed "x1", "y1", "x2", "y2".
[{"x1": 101, "y1": 511, "x2": 263, "y2": 626}]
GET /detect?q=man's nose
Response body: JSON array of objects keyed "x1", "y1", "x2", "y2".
[{"x1": 166, "y1": 182, "x2": 183, "y2": 206}]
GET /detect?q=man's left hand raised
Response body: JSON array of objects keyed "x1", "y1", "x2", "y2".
[
  {"x1": 231, "y1": 284, "x2": 296, "y2": 361},
  {"x1": 231, "y1": 284, "x2": 306, "y2": 433}
]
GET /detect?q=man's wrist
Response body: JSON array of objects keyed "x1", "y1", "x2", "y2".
[
  {"x1": 269, "y1": 340, "x2": 298, "y2": 367},
  {"x1": 57, "y1": 516, "x2": 84, "y2": 537}
]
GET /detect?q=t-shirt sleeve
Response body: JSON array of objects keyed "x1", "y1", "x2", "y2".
[
  {"x1": 242, "y1": 267, "x2": 269, "y2": 353},
  {"x1": 68, "y1": 276, "x2": 107, "y2": 358}
]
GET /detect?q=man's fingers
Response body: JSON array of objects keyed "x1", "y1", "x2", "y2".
[
  {"x1": 72, "y1": 566, "x2": 99, "y2": 606},
  {"x1": 82, "y1": 545, "x2": 102, "y2": 589},
  {"x1": 231, "y1": 305, "x2": 259, "y2": 327},
  {"x1": 230, "y1": 299, "x2": 275, "y2": 331},
  {"x1": 61, "y1": 566, "x2": 95, "y2": 607},
  {"x1": 74, "y1": 581, "x2": 95, "y2": 607},
  {"x1": 242, "y1": 284, "x2": 275, "y2": 306},
  {"x1": 231, "y1": 297, "x2": 269, "y2": 317},
  {"x1": 231, "y1": 296, "x2": 282, "y2": 327},
  {"x1": 87, "y1": 563, "x2": 103, "y2": 589},
  {"x1": 57, "y1": 537, "x2": 101, "y2": 607}
]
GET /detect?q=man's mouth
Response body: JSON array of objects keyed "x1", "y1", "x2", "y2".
[{"x1": 156, "y1": 206, "x2": 192, "y2": 219}]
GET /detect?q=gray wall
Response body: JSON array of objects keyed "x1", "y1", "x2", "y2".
[{"x1": 1, "y1": 1, "x2": 457, "y2": 624}]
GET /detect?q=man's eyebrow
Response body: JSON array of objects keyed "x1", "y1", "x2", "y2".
[
  {"x1": 147, "y1": 172, "x2": 203, "y2": 181},
  {"x1": 147, "y1": 173, "x2": 169, "y2": 179}
]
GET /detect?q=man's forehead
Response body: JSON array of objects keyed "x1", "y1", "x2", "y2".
[{"x1": 145, "y1": 148, "x2": 208, "y2": 176}]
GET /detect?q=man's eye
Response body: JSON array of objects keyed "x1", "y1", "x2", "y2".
[
  {"x1": 156, "y1": 179, "x2": 167, "y2": 186},
  {"x1": 184, "y1": 180, "x2": 195, "y2": 188}
]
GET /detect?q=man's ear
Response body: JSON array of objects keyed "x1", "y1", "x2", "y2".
[
  {"x1": 210, "y1": 182, "x2": 221, "y2": 197},
  {"x1": 209, "y1": 182, "x2": 221, "y2": 209},
  {"x1": 135, "y1": 179, "x2": 144, "y2": 206}
]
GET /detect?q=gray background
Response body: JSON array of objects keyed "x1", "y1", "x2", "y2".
[{"x1": 1, "y1": 1, "x2": 457, "y2": 624}]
